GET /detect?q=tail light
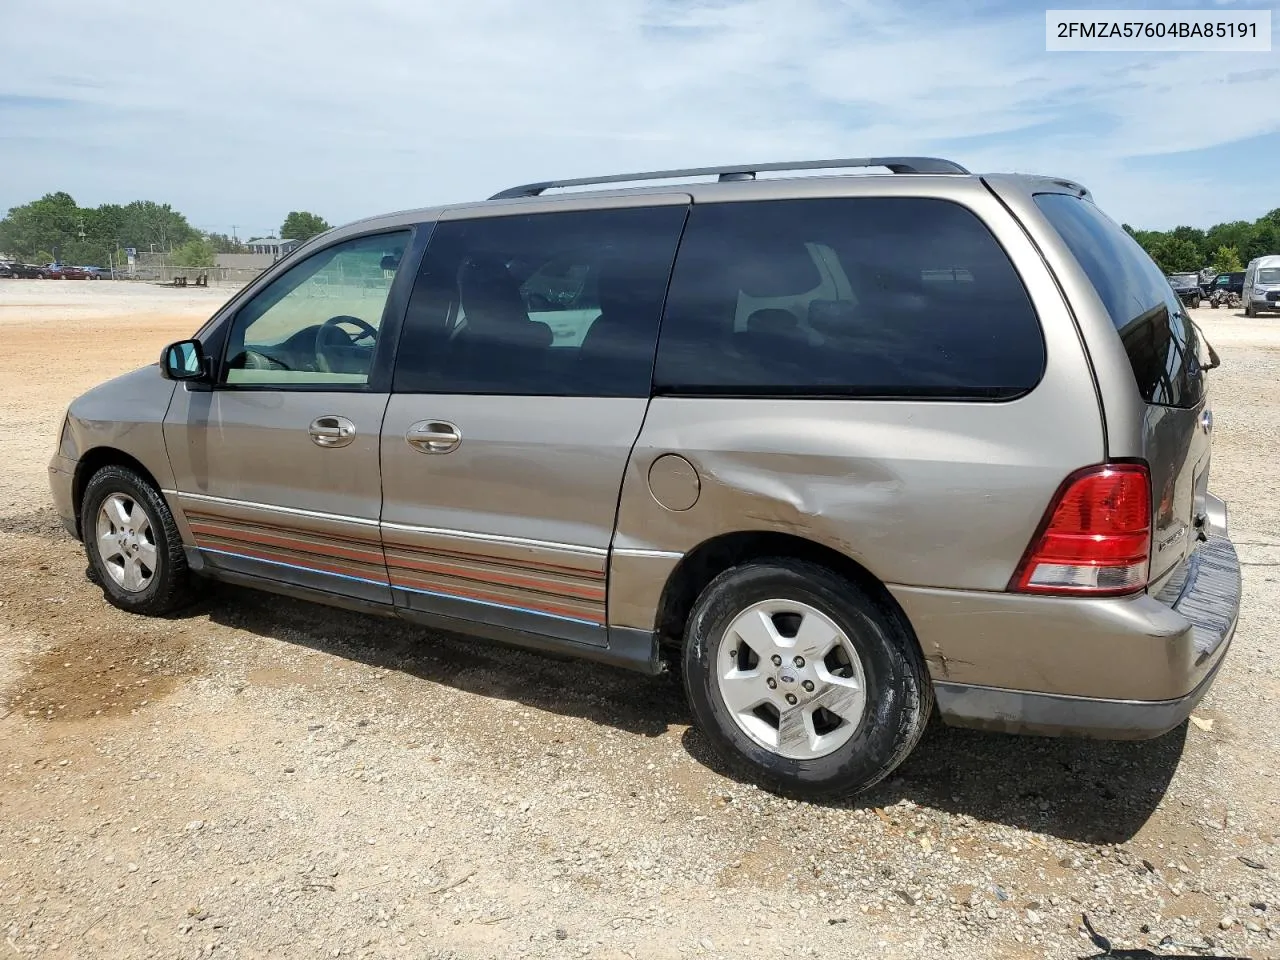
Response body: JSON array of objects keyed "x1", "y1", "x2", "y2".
[{"x1": 1011, "y1": 463, "x2": 1151, "y2": 597}]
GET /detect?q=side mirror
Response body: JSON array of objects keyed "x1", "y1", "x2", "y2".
[{"x1": 160, "y1": 339, "x2": 208, "y2": 381}]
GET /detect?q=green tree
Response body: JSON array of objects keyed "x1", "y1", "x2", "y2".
[
  {"x1": 116, "y1": 201, "x2": 198, "y2": 252},
  {"x1": 1243, "y1": 221, "x2": 1280, "y2": 264},
  {"x1": 1150, "y1": 238, "x2": 1201, "y2": 274},
  {"x1": 280, "y1": 211, "x2": 331, "y2": 243},
  {"x1": 1204, "y1": 220, "x2": 1255, "y2": 258},
  {"x1": 1211, "y1": 245, "x2": 1244, "y2": 274},
  {"x1": 0, "y1": 193, "x2": 201, "y2": 265},
  {"x1": 173, "y1": 238, "x2": 216, "y2": 268},
  {"x1": 0, "y1": 192, "x2": 80, "y2": 259},
  {"x1": 1168, "y1": 225, "x2": 1207, "y2": 264},
  {"x1": 204, "y1": 232, "x2": 246, "y2": 254}
]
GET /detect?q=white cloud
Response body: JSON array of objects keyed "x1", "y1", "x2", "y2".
[{"x1": 0, "y1": 0, "x2": 1275, "y2": 230}]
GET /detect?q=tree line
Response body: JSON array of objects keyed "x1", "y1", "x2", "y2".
[
  {"x1": 1124, "y1": 207, "x2": 1280, "y2": 276},
  {"x1": 0, "y1": 192, "x2": 330, "y2": 270},
  {"x1": 3, "y1": 188, "x2": 1276, "y2": 278}
]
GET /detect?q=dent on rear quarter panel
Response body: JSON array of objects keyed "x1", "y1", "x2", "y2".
[
  {"x1": 607, "y1": 185, "x2": 1107, "y2": 679},
  {"x1": 609, "y1": 387, "x2": 1101, "y2": 638}
]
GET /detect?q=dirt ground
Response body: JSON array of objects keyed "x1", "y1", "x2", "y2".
[{"x1": 1, "y1": 280, "x2": 1278, "y2": 960}]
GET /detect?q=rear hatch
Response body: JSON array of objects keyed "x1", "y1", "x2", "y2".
[{"x1": 1029, "y1": 193, "x2": 1212, "y2": 593}]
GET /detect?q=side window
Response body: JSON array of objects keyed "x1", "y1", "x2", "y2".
[
  {"x1": 222, "y1": 230, "x2": 411, "y2": 386},
  {"x1": 653, "y1": 198, "x2": 1045, "y2": 398},
  {"x1": 394, "y1": 205, "x2": 687, "y2": 396}
]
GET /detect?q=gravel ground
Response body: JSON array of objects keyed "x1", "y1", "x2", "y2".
[{"x1": 1, "y1": 282, "x2": 1278, "y2": 960}]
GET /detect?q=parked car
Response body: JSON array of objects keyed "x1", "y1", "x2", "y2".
[
  {"x1": 59, "y1": 264, "x2": 90, "y2": 279},
  {"x1": 1166, "y1": 272, "x2": 1202, "y2": 308},
  {"x1": 9, "y1": 262, "x2": 49, "y2": 278},
  {"x1": 83, "y1": 266, "x2": 109, "y2": 280},
  {"x1": 0, "y1": 260, "x2": 15, "y2": 278},
  {"x1": 49, "y1": 157, "x2": 1241, "y2": 798},
  {"x1": 1242, "y1": 255, "x2": 1280, "y2": 317}
]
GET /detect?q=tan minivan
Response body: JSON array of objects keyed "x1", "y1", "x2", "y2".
[{"x1": 49, "y1": 158, "x2": 1241, "y2": 797}]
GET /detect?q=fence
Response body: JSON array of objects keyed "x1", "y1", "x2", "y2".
[{"x1": 107, "y1": 252, "x2": 263, "y2": 288}]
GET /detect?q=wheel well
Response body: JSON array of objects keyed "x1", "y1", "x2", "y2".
[
  {"x1": 653, "y1": 531, "x2": 908, "y2": 654},
  {"x1": 72, "y1": 448, "x2": 163, "y2": 536}
]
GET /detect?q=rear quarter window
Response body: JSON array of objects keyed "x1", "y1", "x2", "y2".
[
  {"x1": 1033, "y1": 192, "x2": 1203, "y2": 409},
  {"x1": 653, "y1": 197, "x2": 1045, "y2": 399}
]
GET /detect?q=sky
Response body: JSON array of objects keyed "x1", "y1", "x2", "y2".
[{"x1": 1, "y1": 0, "x2": 1276, "y2": 237}]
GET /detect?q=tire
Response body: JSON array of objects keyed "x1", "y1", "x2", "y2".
[
  {"x1": 682, "y1": 559, "x2": 932, "y2": 799},
  {"x1": 1211, "y1": 300, "x2": 1219, "y2": 309},
  {"x1": 1245, "y1": 303, "x2": 1255, "y2": 318},
  {"x1": 81, "y1": 464, "x2": 196, "y2": 615},
  {"x1": 1191, "y1": 296, "x2": 1201, "y2": 309}
]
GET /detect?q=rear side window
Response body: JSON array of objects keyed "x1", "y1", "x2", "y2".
[
  {"x1": 394, "y1": 205, "x2": 687, "y2": 397},
  {"x1": 1034, "y1": 192, "x2": 1203, "y2": 409},
  {"x1": 653, "y1": 197, "x2": 1044, "y2": 398}
]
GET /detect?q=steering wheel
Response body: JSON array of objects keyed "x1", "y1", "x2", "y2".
[{"x1": 315, "y1": 315, "x2": 378, "y2": 373}]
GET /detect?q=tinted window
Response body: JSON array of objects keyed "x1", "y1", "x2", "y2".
[
  {"x1": 394, "y1": 206, "x2": 687, "y2": 396},
  {"x1": 1034, "y1": 193, "x2": 1203, "y2": 408},
  {"x1": 222, "y1": 231, "x2": 410, "y2": 387},
  {"x1": 653, "y1": 198, "x2": 1044, "y2": 398}
]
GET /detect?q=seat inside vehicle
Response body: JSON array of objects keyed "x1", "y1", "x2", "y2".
[{"x1": 446, "y1": 257, "x2": 553, "y2": 392}]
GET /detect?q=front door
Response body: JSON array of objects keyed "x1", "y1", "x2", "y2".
[
  {"x1": 164, "y1": 229, "x2": 414, "y2": 604},
  {"x1": 379, "y1": 201, "x2": 689, "y2": 642}
]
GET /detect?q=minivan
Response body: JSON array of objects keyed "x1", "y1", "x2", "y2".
[{"x1": 50, "y1": 157, "x2": 1242, "y2": 798}]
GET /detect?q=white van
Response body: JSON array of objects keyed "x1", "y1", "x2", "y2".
[{"x1": 1243, "y1": 254, "x2": 1280, "y2": 317}]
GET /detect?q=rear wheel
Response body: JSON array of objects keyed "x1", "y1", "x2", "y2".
[
  {"x1": 682, "y1": 559, "x2": 932, "y2": 799},
  {"x1": 1191, "y1": 295, "x2": 1201, "y2": 309},
  {"x1": 1245, "y1": 302, "x2": 1256, "y2": 318},
  {"x1": 81, "y1": 465, "x2": 196, "y2": 615}
]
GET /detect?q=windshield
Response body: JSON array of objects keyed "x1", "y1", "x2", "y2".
[{"x1": 1259, "y1": 268, "x2": 1280, "y2": 284}]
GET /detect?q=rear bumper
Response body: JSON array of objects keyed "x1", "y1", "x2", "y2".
[
  {"x1": 933, "y1": 637, "x2": 1230, "y2": 739},
  {"x1": 893, "y1": 531, "x2": 1241, "y2": 738}
]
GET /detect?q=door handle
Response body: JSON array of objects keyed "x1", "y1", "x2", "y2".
[
  {"x1": 309, "y1": 415, "x2": 357, "y2": 448},
  {"x1": 406, "y1": 420, "x2": 462, "y2": 454}
]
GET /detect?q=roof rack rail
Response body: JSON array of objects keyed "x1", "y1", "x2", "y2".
[{"x1": 488, "y1": 156, "x2": 970, "y2": 200}]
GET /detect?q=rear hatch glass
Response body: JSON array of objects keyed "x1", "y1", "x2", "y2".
[{"x1": 1033, "y1": 193, "x2": 1210, "y2": 590}]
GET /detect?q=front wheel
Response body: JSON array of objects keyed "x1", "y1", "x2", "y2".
[
  {"x1": 682, "y1": 559, "x2": 932, "y2": 799},
  {"x1": 81, "y1": 465, "x2": 196, "y2": 615}
]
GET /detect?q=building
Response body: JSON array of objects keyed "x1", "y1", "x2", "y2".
[
  {"x1": 245, "y1": 237, "x2": 300, "y2": 259},
  {"x1": 215, "y1": 253, "x2": 277, "y2": 271}
]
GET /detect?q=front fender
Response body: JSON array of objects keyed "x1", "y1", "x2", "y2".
[{"x1": 63, "y1": 363, "x2": 180, "y2": 492}]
